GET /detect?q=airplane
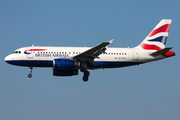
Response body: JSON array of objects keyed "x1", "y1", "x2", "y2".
[{"x1": 5, "y1": 19, "x2": 175, "y2": 82}]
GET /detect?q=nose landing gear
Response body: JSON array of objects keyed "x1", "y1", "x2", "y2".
[{"x1": 28, "y1": 67, "x2": 33, "y2": 78}]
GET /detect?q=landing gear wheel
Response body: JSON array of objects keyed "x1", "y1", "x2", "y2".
[
  {"x1": 28, "y1": 73, "x2": 32, "y2": 78},
  {"x1": 82, "y1": 70, "x2": 90, "y2": 82},
  {"x1": 83, "y1": 76, "x2": 89, "y2": 82}
]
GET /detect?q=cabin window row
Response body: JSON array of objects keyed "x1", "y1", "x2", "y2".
[
  {"x1": 103, "y1": 53, "x2": 127, "y2": 55},
  {"x1": 37, "y1": 52, "x2": 81, "y2": 54},
  {"x1": 37, "y1": 51, "x2": 127, "y2": 55}
]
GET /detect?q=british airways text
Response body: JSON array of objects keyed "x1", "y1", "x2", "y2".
[{"x1": 35, "y1": 53, "x2": 69, "y2": 57}]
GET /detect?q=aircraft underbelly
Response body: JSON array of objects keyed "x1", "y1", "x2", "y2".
[
  {"x1": 88, "y1": 61, "x2": 143, "y2": 69},
  {"x1": 6, "y1": 60, "x2": 53, "y2": 67}
]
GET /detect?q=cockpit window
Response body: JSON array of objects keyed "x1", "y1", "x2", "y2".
[{"x1": 13, "y1": 51, "x2": 21, "y2": 54}]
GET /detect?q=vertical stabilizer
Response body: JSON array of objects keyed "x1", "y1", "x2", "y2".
[{"x1": 136, "y1": 19, "x2": 172, "y2": 51}]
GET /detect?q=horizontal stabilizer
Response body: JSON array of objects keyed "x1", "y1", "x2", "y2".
[{"x1": 150, "y1": 47, "x2": 172, "y2": 56}]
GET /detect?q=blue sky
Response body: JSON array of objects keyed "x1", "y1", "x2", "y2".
[{"x1": 0, "y1": 0, "x2": 180, "y2": 120}]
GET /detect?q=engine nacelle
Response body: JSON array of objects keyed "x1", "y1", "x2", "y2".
[
  {"x1": 53, "y1": 59, "x2": 80, "y2": 69},
  {"x1": 53, "y1": 69, "x2": 78, "y2": 76}
]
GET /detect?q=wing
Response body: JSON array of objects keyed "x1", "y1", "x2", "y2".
[{"x1": 73, "y1": 39, "x2": 114, "y2": 63}]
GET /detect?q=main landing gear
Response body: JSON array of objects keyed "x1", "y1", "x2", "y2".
[
  {"x1": 83, "y1": 71, "x2": 90, "y2": 82},
  {"x1": 80, "y1": 62, "x2": 90, "y2": 82},
  {"x1": 28, "y1": 67, "x2": 33, "y2": 78},
  {"x1": 81, "y1": 69, "x2": 90, "y2": 82}
]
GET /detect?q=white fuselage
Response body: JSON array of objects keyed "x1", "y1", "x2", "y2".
[{"x1": 5, "y1": 46, "x2": 164, "y2": 69}]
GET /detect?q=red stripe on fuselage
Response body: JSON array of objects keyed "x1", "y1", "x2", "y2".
[
  {"x1": 148, "y1": 24, "x2": 170, "y2": 37},
  {"x1": 24, "y1": 49, "x2": 47, "y2": 52}
]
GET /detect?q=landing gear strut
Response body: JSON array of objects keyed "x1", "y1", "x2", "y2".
[{"x1": 28, "y1": 67, "x2": 33, "y2": 78}]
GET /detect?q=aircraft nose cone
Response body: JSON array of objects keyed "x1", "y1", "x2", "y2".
[
  {"x1": 4, "y1": 55, "x2": 12, "y2": 64},
  {"x1": 5, "y1": 56, "x2": 9, "y2": 62},
  {"x1": 5, "y1": 54, "x2": 20, "y2": 66}
]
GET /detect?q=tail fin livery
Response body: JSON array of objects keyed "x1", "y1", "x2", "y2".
[{"x1": 137, "y1": 19, "x2": 172, "y2": 50}]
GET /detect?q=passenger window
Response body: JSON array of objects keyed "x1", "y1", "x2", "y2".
[{"x1": 122, "y1": 53, "x2": 124, "y2": 55}]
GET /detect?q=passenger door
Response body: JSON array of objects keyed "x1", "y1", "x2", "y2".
[{"x1": 132, "y1": 49, "x2": 139, "y2": 60}]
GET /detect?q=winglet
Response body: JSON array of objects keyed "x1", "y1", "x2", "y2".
[{"x1": 109, "y1": 39, "x2": 114, "y2": 45}]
